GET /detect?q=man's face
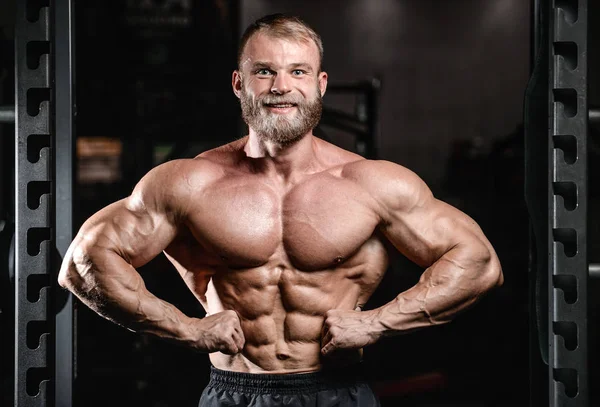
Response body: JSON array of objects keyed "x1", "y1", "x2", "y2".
[{"x1": 233, "y1": 33, "x2": 328, "y2": 146}]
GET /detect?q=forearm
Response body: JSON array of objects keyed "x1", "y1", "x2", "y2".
[
  {"x1": 59, "y1": 245, "x2": 194, "y2": 346},
  {"x1": 376, "y1": 245, "x2": 501, "y2": 335}
]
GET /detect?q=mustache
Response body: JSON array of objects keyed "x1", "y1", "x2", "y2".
[{"x1": 258, "y1": 95, "x2": 304, "y2": 106}]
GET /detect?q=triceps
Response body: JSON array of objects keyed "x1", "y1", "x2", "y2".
[
  {"x1": 69, "y1": 245, "x2": 143, "y2": 318},
  {"x1": 103, "y1": 199, "x2": 178, "y2": 268}
]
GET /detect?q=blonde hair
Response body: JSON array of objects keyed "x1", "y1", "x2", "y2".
[{"x1": 238, "y1": 14, "x2": 324, "y2": 71}]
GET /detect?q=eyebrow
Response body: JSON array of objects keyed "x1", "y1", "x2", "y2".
[
  {"x1": 251, "y1": 62, "x2": 313, "y2": 71},
  {"x1": 289, "y1": 63, "x2": 313, "y2": 71}
]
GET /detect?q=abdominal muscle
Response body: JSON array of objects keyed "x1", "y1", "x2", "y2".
[{"x1": 203, "y1": 264, "x2": 366, "y2": 374}]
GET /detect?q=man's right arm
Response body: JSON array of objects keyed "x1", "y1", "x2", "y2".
[{"x1": 58, "y1": 159, "x2": 245, "y2": 353}]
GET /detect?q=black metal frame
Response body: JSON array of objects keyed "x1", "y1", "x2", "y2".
[
  {"x1": 14, "y1": 0, "x2": 75, "y2": 406},
  {"x1": 54, "y1": 0, "x2": 75, "y2": 406},
  {"x1": 320, "y1": 77, "x2": 381, "y2": 159},
  {"x1": 526, "y1": 0, "x2": 589, "y2": 406},
  {"x1": 547, "y1": 0, "x2": 588, "y2": 405},
  {"x1": 15, "y1": 0, "x2": 54, "y2": 404}
]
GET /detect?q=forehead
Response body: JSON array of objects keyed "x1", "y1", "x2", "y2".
[{"x1": 241, "y1": 33, "x2": 320, "y2": 69}]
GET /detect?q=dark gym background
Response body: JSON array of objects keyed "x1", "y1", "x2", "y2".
[{"x1": 1, "y1": 1, "x2": 598, "y2": 406}]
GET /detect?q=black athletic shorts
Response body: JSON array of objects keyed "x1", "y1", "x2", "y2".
[{"x1": 198, "y1": 364, "x2": 381, "y2": 407}]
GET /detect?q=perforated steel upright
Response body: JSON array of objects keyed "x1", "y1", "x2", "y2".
[
  {"x1": 15, "y1": 0, "x2": 75, "y2": 405},
  {"x1": 14, "y1": 0, "x2": 54, "y2": 406},
  {"x1": 548, "y1": 0, "x2": 588, "y2": 405}
]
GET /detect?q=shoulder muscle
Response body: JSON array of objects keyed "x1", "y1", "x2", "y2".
[
  {"x1": 342, "y1": 159, "x2": 433, "y2": 222},
  {"x1": 130, "y1": 157, "x2": 222, "y2": 221}
]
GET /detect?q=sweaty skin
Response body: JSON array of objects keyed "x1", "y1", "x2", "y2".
[{"x1": 58, "y1": 32, "x2": 503, "y2": 375}]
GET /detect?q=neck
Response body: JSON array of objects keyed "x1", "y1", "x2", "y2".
[{"x1": 243, "y1": 129, "x2": 318, "y2": 180}]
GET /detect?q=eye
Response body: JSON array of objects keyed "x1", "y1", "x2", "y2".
[
  {"x1": 292, "y1": 69, "x2": 305, "y2": 76},
  {"x1": 256, "y1": 68, "x2": 272, "y2": 76}
]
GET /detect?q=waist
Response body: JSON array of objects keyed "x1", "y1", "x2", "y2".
[
  {"x1": 207, "y1": 363, "x2": 367, "y2": 395},
  {"x1": 210, "y1": 344, "x2": 363, "y2": 373}
]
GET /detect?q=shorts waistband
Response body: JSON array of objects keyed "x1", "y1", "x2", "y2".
[{"x1": 207, "y1": 364, "x2": 365, "y2": 394}]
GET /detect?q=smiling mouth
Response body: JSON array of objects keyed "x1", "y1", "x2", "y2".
[{"x1": 265, "y1": 103, "x2": 297, "y2": 108}]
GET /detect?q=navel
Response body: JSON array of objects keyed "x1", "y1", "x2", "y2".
[{"x1": 276, "y1": 353, "x2": 290, "y2": 361}]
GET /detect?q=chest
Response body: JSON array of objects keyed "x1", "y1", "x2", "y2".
[{"x1": 187, "y1": 173, "x2": 381, "y2": 270}]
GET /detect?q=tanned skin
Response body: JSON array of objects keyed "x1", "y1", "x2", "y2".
[{"x1": 58, "y1": 32, "x2": 503, "y2": 374}]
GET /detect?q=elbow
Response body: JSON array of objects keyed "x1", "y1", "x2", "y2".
[
  {"x1": 57, "y1": 255, "x2": 74, "y2": 289},
  {"x1": 494, "y1": 262, "x2": 505, "y2": 288},
  {"x1": 57, "y1": 270, "x2": 69, "y2": 289},
  {"x1": 57, "y1": 243, "x2": 93, "y2": 290},
  {"x1": 57, "y1": 263, "x2": 78, "y2": 289},
  {"x1": 478, "y1": 249, "x2": 503, "y2": 293},
  {"x1": 57, "y1": 258, "x2": 79, "y2": 290},
  {"x1": 57, "y1": 272, "x2": 78, "y2": 293}
]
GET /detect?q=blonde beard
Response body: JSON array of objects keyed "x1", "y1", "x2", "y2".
[{"x1": 240, "y1": 84, "x2": 322, "y2": 146}]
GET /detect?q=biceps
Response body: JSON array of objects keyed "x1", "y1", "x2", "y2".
[
  {"x1": 382, "y1": 200, "x2": 485, "y2": 268},
  {"x1": 77, "y1": 199, "x2": 178, "y2": 268}
]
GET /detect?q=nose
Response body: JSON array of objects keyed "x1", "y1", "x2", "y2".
[{"x1": 271, "y1": 73, "x2": 291, "y2": 95}]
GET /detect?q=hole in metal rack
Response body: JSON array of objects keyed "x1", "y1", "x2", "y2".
[
  {"x1": 553, "y1": 274, "x2": 578, "y2": 304},
  {"x1": 26, "y1": 367, "x2": 50, "y2": 397},
  {"x1": 26, "y1": 41, "x2": 50, "y2": 70},
  {"x1": 26, "y1": 88, "x2": 50, "y2": 117},
  {"x1": 26, "y1": 0, "x2": 49, "y2": 23},
  {"x1": 554, "y1": 42, "x2": 578, "y2": 70},
  {"x1": 556, "y1": 0, "x2": 579, "y2": 24},
  {"x1": 553, "y1": 135, "x2": 577, "y2": 164},
  {"x1": 26, "y1": 320, "x2": 50, "y2": 349},
  {"x1": 27, "y1": 181, "x2": 51, "y2": 210},
  {"x1": 27, "y1": 134, "x2": 50, "y2": 163},
  {"x1": 553, "y1": 88, "x2": 578, "y2": 118},
  {"x1": 27, "y1": 227, "x2": 51, "y2": 256},
  {"x1": 27, "y1": 273, "x2": 51, "y2": 302},
  {"x1": 553, "y1": 181, "x2": 577, "y2": 211},
  {"x1": 553, "y1": 367, "x2": 578, "y2": 398},
  {"x1": 553, "y1": 321, "x2": 578, "y2": 351},
  {"x1": 553, "y1": 228, "x2": 577, "y2": 257}
]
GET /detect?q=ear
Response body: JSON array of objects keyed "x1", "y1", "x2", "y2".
[
  {"x1": 318, "y1": 71, "x2": 328, "y2": 97},
  {"x1": 232, "y1": 70, "x2": 242, "y2": 98}
]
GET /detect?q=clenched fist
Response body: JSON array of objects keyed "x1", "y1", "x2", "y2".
[
  {"x1": 321, "y1": 309, "x2": 385, "y2": 357},
  {"x1": 188, "y1": 310, "x2": 245, "y2": 355}
]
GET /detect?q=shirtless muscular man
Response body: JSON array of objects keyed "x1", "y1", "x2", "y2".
[{"x1": 58, "y1": 13, "x2": 503, "y2": 407}]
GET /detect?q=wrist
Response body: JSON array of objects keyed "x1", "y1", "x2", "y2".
[
  {"x1": 176, "y1": 315, "x2": 200, "y2": 346},
  {"x1": 372, "y1": 304, "x2": 398, "y2": 337}
]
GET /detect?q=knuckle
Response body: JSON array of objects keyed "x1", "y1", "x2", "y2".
[
  {"x1": 224, "y1": 340, "x2": 235, "y2": 353},
  {"x1": 228, "y1": 311, "x2": 241, "y2": 324}
]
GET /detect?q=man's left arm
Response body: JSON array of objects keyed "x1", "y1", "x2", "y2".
[{"x1": 321, "y1": 160, "x2": 503, "y2": 356}]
